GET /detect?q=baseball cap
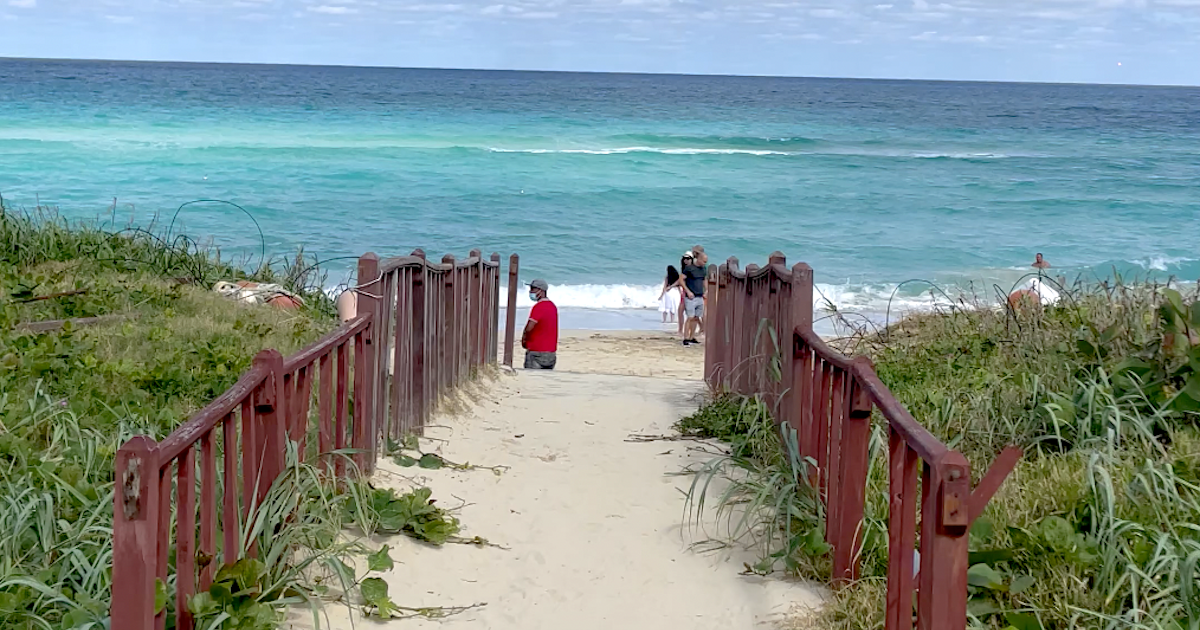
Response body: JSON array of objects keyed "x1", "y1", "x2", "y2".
[
  {"x1": 527, "y1": 279, "x2": 549, "y2": 291},
  {"x1": 683, "y1": 251, "x2": 694, "y2": 258}
]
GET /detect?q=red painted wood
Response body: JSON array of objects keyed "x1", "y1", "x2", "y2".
[
  {"x1": 255, "y1": 350, "x2": 286, "y2": 503},
  {"x1": 442, "y1": 255, "x2": 455, "y2": 396},
  {"x1": 918, "y1": 458, "x2": 971, "y2": 630},
  {"x1": 353, "y1": 330, "x2": 368, "y2": 472},
  {"x1": 833, "y1": 374, "x2": 872, "y2": 583},
  {"x1": 815, "y1": 360, "x2": 832, "y2": 494},
  {"x1": 356, "y1": 254, "x2": 380, "y2": 473},
  {"x1": 221, "y1": 412, "x2": 238, "y2": 563},
  {"x1": 825, "y1": 369, "x2": 847, "y2": 547},
  {"x1": 335, "y1": 341, "x2": 348, "y2": 478},
  {"x1": 886, "y1": 432, "x2": 919, "y2": 630},
  {"x1": 795, "y1": 345, "x2": 813, "y2": 462},
  {"x1": 391, "y1": 269, "x2": 406, "y2": 439},
  {"x1": 294, "y1": 364, "x2": 313, "y2": 459},
  {"x1": 968, "y1": 446, "x2": 1022, "y2": 524},
  {"x1": 176, "y1": 445, "x2": 196, "y2": 630},
  {"x1": 112, "y1": 436, "x2": 159, "y2": 630},
  {"x1": 318, "y1": 353, "x2": 332, "y2": 472},
  {"x1": 411, "y1": 255, "x2": 428, "y2": 432},
  {"x1": 199, "y1": 430, "x2": 216, "y2": 590},
  {"x1": 240, "y1": 398, "x2": 254, "y2": 521},
  {"x1": 155, "y1": 462, "x2": 170, "y2": 630}
]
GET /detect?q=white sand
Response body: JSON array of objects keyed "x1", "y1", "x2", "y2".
[{"x1": 292, "y1": 332, "x2": 824, "y2": 629}]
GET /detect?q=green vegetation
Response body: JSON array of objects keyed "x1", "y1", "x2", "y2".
[
  {"x1": 0, "y1": 204, "x2": 475, "y2": 629},
  {"x1": 678, "y1": 394, "x2": 831, "y2": 577},
  {"x1": 684, "y1": 281, "x2": 1200, "y2": 630}
]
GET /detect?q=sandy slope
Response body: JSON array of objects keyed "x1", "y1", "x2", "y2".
[{"x1": 290, "y1": 333, "x2": 823, "y2": 630}]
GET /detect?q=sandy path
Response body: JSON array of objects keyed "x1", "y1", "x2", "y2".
[
  {"x1": 291, "y1": 332, "x2": 824, "y2": 629},
  {"x1": 297, "y1": 365, "x2": 823, "y2": 630}
]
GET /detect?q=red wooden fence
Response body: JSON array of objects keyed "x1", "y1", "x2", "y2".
[
  {"x1": 703, "y1": 252, "x2": 1022, "y2": 630},
  {"x1": 111, "y1": 249, "x2": 518, "y2": 630}
]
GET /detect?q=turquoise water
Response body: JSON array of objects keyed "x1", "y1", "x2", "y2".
[{"x1": 3, "y1": 59, "x2": 1199, "y2": 329}]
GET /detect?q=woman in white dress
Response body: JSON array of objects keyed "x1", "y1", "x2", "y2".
[{"x1": 658, "y1": 265, "x2": 682, "y2": 329}]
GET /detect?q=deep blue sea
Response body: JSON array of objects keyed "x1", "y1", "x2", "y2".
[{"x1": 2, "y1": 59, "x2": 1199, "y2": 330}]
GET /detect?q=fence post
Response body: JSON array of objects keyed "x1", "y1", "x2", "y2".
[
  {"x1": 411, "y1": 250, "x2": 428, "y2": 432},
  {"x1": 503, "y1": 254, "x2": 520, "y2": 367},
  {"x1": 442, "y1": 255, "x2": 456, "y2": 398},
  {"x1": 792, "y1": 263, "x2": 814, "y2": 334},
  {"x1": 704, "y1": 263, "x2": 718, "y2": 385},
  {"x1": 252, "y1": 349, "x2": 286, "y2": 501},
  {"x1": 111, "y1": 436, "x2": 160, "y2": 630},
  {"x1": 356, "y1": 253, "x2": 380, "y2": 473},
  {"x1": 918, "y1": 454, "x2": 971, "y2": 630},
  {"x1": 490, "y1": 253, "x2": 501, "y2": 364},
  {"x1": 832, "y1": 359, "x2": 875, "y2": 584}
]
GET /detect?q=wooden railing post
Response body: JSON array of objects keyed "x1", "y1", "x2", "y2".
[
  {"x1": 503, "y1": 254, "x2": 519, "y2": 367},
  {"x1": 490, "y1": 253, "x2": 501, "y2": 364},
  {"x1": 112, "y1": 436, "x2": 160, "y2": 630},
  {"x1": 793, "y1": 263, "x2": 814, "y2": 334},
  {"x1": 441, "y1": 255, "x2": 456, "y2": 398},
  {"x1": 832, "y1": 359, "x2": 875, "y2": 584},
  {"x1": 356, "y1": 253, "x2": 380, "y2": 473},
  {"x1": 251, "y1": 349, "x2": 286, "y2": 502},
  {"x1": 918, "y1": 454, "x2": 971, "y2": 630},
  {"x1": 704, "y1": 263, "x2": 718, "y2": 385},
  {"x1": 411, "y1": 250, "x2": 428, "y2": 432}
]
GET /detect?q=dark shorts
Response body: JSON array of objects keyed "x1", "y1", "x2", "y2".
[{"x1": 524, "y1": 351, "x2": 557, "y2": 370}]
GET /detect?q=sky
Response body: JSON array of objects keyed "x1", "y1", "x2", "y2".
[{"x1": 1, "y1": 0, "x2": 1199, "y2": 85}]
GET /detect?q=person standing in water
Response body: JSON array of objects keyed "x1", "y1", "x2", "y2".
[
  {"x1": 658, "y1": 265, "x2": 682, "y2": 327},
  {"x1": 1032, "y1": 253, "x2": 1051, "y2": 270}
]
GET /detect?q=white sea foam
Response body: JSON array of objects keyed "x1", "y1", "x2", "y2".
[
  {"x1": 488, "y1": 146, "x2": 796, "y2": 156},
  {"x1": 497, "y1": 282, "x2": 956, "y2": 318}
]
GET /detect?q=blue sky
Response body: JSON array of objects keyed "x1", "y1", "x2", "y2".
[{"x1": 2, "y1": 0, "x2": 1199, "y2": 85}]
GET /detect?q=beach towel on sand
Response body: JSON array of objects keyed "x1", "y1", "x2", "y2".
[{"x1": 213, "y1": 280, "x2": 304, "y2": 308}]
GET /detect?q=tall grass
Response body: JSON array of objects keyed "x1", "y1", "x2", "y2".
[
  {"x1": 0, "y1": 203, "x2": 382, "y2": 629},
  {"x1": 682, "y1": 280, "x2": 1200, "y2": 630}
]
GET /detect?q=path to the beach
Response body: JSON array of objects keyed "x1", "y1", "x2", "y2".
[{"x1": 301, "y1": 343, "x2": 824, "y2": 630}]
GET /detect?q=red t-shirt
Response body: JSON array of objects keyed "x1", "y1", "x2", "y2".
[{"x1": 527, "y1": 300, "x2": 558, "y2": 352}]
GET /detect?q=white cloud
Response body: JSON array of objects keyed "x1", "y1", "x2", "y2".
[
  {"x1": 8, "y1": 0, "x2": 36, "y2": 8},
  {"x1": 104, "y1": 14, "x2": 133, "y2": 22},
  {"x1": 811, "y1": 8, "x2": 853, "y2": 17},
  {"x1": 308, "y1": 5, "x2": 357, "y2": 14}
]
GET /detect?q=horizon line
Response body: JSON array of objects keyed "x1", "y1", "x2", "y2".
[{"x1": 2, "y1": 55, "x2": 1198, "y2": 90}]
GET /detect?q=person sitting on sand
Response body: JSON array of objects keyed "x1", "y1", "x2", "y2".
[
  {"x1": 658, "y1": 266, "x2": 682, "y2": 326},
  {"x1": 1032, "y1": 253, "x2": 1051, "y2": 270},
  {"x1": 521, "y1": 279, "x2": 558, "y2": 370},
  {"x1": 680, "y1": 251, "x2": 706, "y2": 346}
]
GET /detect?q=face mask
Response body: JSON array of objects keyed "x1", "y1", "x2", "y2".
[{"x1": 529, "y1": 292, "x2": 539, "y2": 302}]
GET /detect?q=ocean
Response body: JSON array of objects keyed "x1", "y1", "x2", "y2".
[{"x1": 2, "y1": 59, "x2": 1199, "y2": 332}]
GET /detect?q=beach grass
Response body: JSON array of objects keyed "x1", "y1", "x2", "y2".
[
  {"x1": 683, "y1": 280, "x2": 1200, "y2": 630},
  {"x1": 0, "y1": 203, "x2": 470, "y2": 629}
]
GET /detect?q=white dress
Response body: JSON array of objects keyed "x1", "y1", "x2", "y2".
[{"x1": 659, "y1": 286, "x2": 681, "y2": 313}]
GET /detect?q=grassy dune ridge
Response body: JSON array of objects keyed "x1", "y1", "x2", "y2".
[
  {"x1": 682, "y1": 280, "x2": 1200, "y2": 629},
  {"x1": 0, "y1": 203, "x2": 342, "y2": 628}
]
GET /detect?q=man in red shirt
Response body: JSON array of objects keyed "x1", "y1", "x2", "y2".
[{"x1": 521, "y1": 278, "x2": 558, "y2": 370}]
